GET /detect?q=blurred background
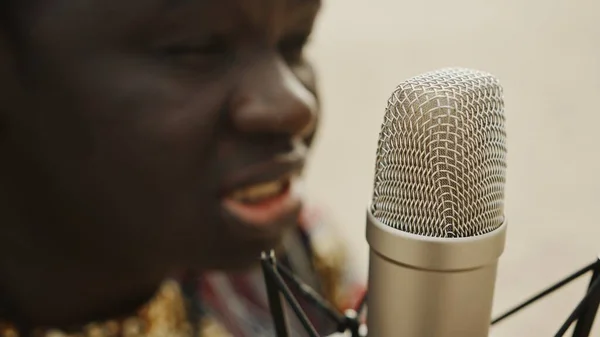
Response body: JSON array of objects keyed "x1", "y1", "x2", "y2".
[{"x1": 302, "y1": 0, "x2": 600, "y2": 336}]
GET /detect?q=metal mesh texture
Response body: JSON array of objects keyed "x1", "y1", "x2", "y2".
[{"x1": 370, "y1": 68, "x2": 506, "y2": 238}]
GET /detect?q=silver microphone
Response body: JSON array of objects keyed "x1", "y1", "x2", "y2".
[{"x1": 366, "y1": 68, "x2": 507, "y2": 337}]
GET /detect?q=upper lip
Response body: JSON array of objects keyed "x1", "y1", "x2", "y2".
[{"x1": 220, "y1": 151, "x2": 305, "y2": 197}]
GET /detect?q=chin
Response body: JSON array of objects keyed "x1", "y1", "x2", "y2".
[
  {"x1": 208, "y1": 237, "x2": 287, "y2": 272},
  {"x1": 173, "y1": 212, "x2": 295, "y2": 272},
  {"x1": 200, "y1": 254, "x2": 263, "y2": 272}
]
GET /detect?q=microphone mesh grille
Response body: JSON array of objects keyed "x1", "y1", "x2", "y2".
[{"x1": 371, "y1": 68, "x2": 506, "y2": 238}]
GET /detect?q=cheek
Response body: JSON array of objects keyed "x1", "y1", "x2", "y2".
[
  {"x1": 92, "y1": 60, "x2": 221, "y2": 133},
  {"x1": 78, "y1": 57, "x2": 228, "y2": 177},
  {"x1": 21, "y1": 55, "x2": 234, "y2": 218},
  {"x1": 291, "y1": 61, "x2": 319, "y2": 101},
  {"x1": 291, "y1": 61, "x2": 321, "y2": 145}
]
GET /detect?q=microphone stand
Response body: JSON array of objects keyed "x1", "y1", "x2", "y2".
[
  {"x1": 261, "y1": 251, "x2": 292, "y2": 337},
  {"x1": 564, "y1": 258, "x2": 600, "y2": 337},
  {"x1": 263, "y1": 248, "x2": 600, "y2": 337},
  {"x1": 260, "y1": 250, "x2": 366, "y2": 337},
  {"x1": 492, "y1": 256, "x2": 600, "y2": 337}
]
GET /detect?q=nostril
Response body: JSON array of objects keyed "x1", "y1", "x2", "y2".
[
  {"x1": 287, "y1": 96, "x2": 317, "y2": 139},
  {"x1": 230, "y1": 86, "x2": 317, "y2": 137},
  {"x1": 229, "y1": 56, "x2": 318, "y2": 137}
]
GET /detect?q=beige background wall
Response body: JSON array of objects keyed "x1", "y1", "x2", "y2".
[{"x1": 303, "y1": 0, "x2": 600, "y2": 335}]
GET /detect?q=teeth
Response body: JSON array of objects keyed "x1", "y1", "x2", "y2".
[{"x1": 230, "y1": 178, "x2": 289, "y2": 203}]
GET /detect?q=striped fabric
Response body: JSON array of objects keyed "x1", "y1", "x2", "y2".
[
  {"x1": 0, "y1": 204, "x2": 366, "y2": 337},
  {"x1": 197, "y1": 204, "x2": 366, "y2": 337}
]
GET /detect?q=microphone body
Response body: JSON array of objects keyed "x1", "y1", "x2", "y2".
[
  {"x1": 366, "y1": 210, "x2": 506, "y2": 336},
  {"x1": 366, "y1": 68, "x2": 507, "y2": 337}
]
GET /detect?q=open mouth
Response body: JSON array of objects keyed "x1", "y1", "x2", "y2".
[
  {"x1": 228, "y1": 176, "x2": 291, "y2": 205},
  {"x1": 222, "y1": 173, "x2": 302, "y2": 228}
]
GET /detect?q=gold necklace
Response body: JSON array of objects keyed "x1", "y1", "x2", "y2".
[{"x1": 0, "y1": 281, "x2": 230, "y2": 337}]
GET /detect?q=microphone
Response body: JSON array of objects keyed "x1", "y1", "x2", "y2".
[{"x1": 366, "y1": 68, "x2": 508, "y2": 337}]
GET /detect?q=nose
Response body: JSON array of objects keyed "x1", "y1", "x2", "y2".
[{"x1": 230, "y1": 55, "x2": 317, "y2": 139}]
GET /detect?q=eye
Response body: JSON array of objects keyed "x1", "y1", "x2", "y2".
[
  {"x1": 158, "y1": 35, "x2": 231, "y2": 59},
  {"x1": 278, "y1": 33, "x2": 310, "y2": 64}
]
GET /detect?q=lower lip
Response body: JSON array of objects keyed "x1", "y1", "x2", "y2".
[{"x1": 222, "y1": 179, "x2": 302, "y2": 228}]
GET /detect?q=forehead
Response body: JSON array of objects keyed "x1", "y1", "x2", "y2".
[
  {"x1": 27, "y1": 0, "x2": 321, "y2": 33},
  {"x1": 20, "y1": 0, "x2": 321, "y2": 49}
]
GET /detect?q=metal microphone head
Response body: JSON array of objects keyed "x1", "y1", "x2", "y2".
[{"x1": 370, "y1": 68, "x2": 506, "y2": 238}]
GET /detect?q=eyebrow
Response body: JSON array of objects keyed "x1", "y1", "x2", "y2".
[
  {"x1": 161, "y1": 0, "x2": 321, "y2": 11},
  {"x1": 160, "y1": 0, "x2": 202, "y2": 10},
  {"x1": 289, "y1": 0, "x2": 321, "y2": 6},
  {"x1": 155, "y1": 0, "x2": 321, "y2": 38}
]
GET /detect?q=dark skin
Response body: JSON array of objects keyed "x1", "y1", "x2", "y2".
[{"x1": 0, "y1": 0, "x2": 321, "y2": 329}]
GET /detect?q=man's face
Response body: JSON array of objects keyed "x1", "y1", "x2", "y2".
[{"x1": 0, "y1": 0, "x2": 321, "y2": 270}]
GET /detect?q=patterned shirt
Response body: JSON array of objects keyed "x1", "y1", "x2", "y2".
[{"x1": 0, "y1": 204, "x2": 366, "y2": 337}]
